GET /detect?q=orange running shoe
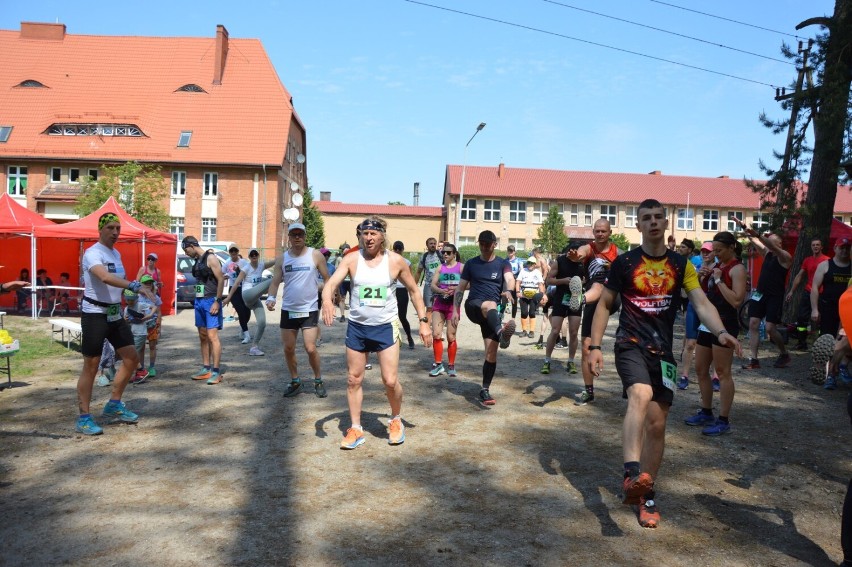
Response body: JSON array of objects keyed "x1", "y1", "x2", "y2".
[
  {"x1": 638, "y1": 495, "x2": 660, "y2": 528},
  {"x1": 340, "y1": 427, "x2": 365, "y2": 450},
  {"x1": 388, "y1": 417, "x2": 405, "y2": 445},
  {"x1": 622, "y1": 472, "x2": 654, "y2": 505},
  {"x1": 192, "y1": 368, "x2": 212, "y2": 381}
]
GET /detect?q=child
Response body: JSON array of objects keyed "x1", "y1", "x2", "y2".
[
  {"x1": 138, "y1": 275, "x2": 162, "y2": 377},
  {"x1": 123, "y1": 289, "x2": 155, "y2": 384}
]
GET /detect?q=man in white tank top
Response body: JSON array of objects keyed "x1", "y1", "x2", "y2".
[
  {"x1": 321, "y1": 216, "x2": 433, "y2": 449},
  {"x1": 265, "y1": 223, "x2": 330, "y2": 398}
]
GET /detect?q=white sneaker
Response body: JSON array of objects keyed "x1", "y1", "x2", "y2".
[
  {"x1": 248, "y1": 346, "x2": 265, "y2": 356},
  {"x1": 241, "y1": 331, "x2": 252, "y2": 344},
  {"x1": 95, "y1": 374, "x2": 111, "y2": 387}
]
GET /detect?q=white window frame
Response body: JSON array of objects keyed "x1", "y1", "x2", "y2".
[
  {"x1": 702, "y1": 209, "x2": 719, "y2": 232},
  {"x1": 69, "y1": 168, "x2": 80, "y2": 184},
  {"x1": 202, "y1": 218, "x2": 217, "y2": 241},
  {"x1": 582, "y1": 204, "x2": 593, "y2": 227},
  {"x1": 624, "y1": 205, "x2": 638, "y2": 228},
  {"x1": 203, "y1": 172, "x2": 218, "y2": 198},
  {"x1": 727, "y1": 211, "x2": 743, "y2": 232},
  {"x1": 508, "y1": 238, "x2": 526, "y2": 252},
  {"x1": 600, "y1": 204, "x2": 617, "y2": 226},
  {"x1": 50, "y1": 167, "x2": 62, "y2": 183},
  {"x1": 458, "y1": 236, "x2": 476, "y2": 246},
  {"x1": 532, "y1": 202, "x2": 549, "y2": 224},
  {"x1": 568, "y1": 204, "x2": 579, "y2": 226},
  {"x1": 460, "y1": 198, "x2": 476, "y2": 221},
  {"x1": 752, "y1": 212, "x2": 768, "y2": 232},
  {"x1": 509, "y1": 201, "x2": 526, "y2": 223},
  {"x1": 676, "y1": 208, "x2": 694, "y2": 231},
  {"x1": 7, "y1": 166, "x2": 27, "y2": 196},
  {"x1": 172, "y1": 171, "x2": 187, "y2": 197},
  {"x1": 483, "y1": 199, "x2": 501, "y2": 222},
  {"x1": 170, "y1": 217, "x2": 185, "y2": 240}
]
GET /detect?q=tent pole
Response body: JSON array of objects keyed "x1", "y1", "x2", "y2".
[{"x1": 30, "y1": 234, "x2": 37, "y2": 319}]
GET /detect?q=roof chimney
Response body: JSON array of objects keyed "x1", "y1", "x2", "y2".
[
  {"x1": 213, "y1": 25, "x2": 229, "y2": 85},
  {"x1": 648, "y1": 170, "x2": 662, "y2": 176},
  {"x1": 20, "y1": 22, "x2": 66, "y2": 41},
  {"x1": 413, "y1": 182, "x2": 420, "y2": 206},
  {"x1": 498, "y1": 163, "x2": 505, "y2": 179}
]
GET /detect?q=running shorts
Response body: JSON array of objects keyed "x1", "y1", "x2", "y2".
[
  {"x1": 613, "y1": 341, "x2": 675, "y2": 406},
  {"x1": 194, "y1": 297, "x2": 224, "y2": 330},
  {"x1": 81, "y1": 312, "x2": 134, "y2": 357},
  {"x1": 279, "y1": 309, "x2": 319, "y2": 330},
  {"x1": 345, "y1": 319, "x2": 399, "y2": 352}
]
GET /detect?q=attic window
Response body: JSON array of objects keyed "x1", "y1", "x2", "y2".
[
  {"x1": 46, "y1": 123, "x2": 145, "y2": 137},
  {"x1": 176, "y1": 84, "x2": 207, "y2": 93},
  {"x1": 17, "y1": 79, "x2": 46, "y2": 88},
  {"x1": 177, "y1": 131, "x2": 192, "y2": 147},
  {"x1": 0, "y1": 126, "x2": 11, "y2": 142}
]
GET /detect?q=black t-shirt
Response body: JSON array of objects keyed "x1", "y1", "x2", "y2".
[
  {"x1": 605, "y1": 247, "x2": 699, "y2": 354},
  {"x1": 756, "y1": 253, "x2": 788, "y2": 296},
  {"x1": 461, "y1": 256, "x2": 511, "y2": 304},
  {"x1": 553, "y1": 255, "x2": 586, "y2": 303},
  {"x1": 821, "y1": 260, "x2": 852, "y2": 306}
]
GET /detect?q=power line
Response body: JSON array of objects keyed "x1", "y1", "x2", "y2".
[
  {"x1": 402, "y1": 0, "x2": 783, "y2": 89},
  {"x1": 648, "y1": 0, "x2": 808, "y2": 41},
  {"x1": 541, "y1": 0, "x2": 793, "y2": 65}
]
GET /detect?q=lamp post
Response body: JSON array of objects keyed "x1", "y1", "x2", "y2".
[{"x1": 455, "y1": 122, "x2": 486, "y2": 247}]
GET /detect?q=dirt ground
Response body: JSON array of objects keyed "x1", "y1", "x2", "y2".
[{"x1": 0, "y1": 304, "x2": 849, "y2": 566}]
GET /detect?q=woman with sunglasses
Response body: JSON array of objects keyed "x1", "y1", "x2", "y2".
[
  {"x1": 136, "y1": 253, "x2": 163, "y2": 295},
  {"x1": 429, "y1": 244, "x2": 463, "y2": 377}
]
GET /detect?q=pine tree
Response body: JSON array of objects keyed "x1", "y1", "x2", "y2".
[
  {"x1": 301, "y1": 185, "x2": 325, "y2": 248},
  {"x1": 534, "y1": 206, "x2": 568, "y2": 255}
]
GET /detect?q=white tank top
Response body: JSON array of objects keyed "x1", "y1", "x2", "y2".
[
  {"x1": 280, "y1": 247, "x2": 319, "y2": 312},
  {"x1": 350, "y1": 251, "x2": 398, "y2": 325},
  {"x1": 242, "y1": 263, "x2": 266, "y2": 291}
]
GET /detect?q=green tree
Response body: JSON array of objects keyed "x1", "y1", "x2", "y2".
[
  {"x1": 609, "y1": 233, "x2": 632, "y2": 251},
  {"x1": 533, "y1": 206, "x2": 568, "y2": 255},
  {"x1": 75, "y1": 161, "x2": 169, "y2": 229},
  {"x1": 387, "y1": 200, "x2": 405, "y2": 206},
  {"x1": 302, "y1": 185, "x2": 325, "y2": 248}
]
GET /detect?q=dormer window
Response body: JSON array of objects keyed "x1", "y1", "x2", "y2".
[
  {"x1": 16, "y1": 79, "x2": 46, "y2": 88},
  {"x1": 45, "y1": 123, "x2": 145, "y2": 137},
  {"x1": 0, "y1": 126, "x2": 11, "y2": 143},
  {"x1": 176, "y1": 84, "x2": 207, "y2": 93},
  {"x1": 177, "y1": 131, "x2": 192, "y2": 148}
]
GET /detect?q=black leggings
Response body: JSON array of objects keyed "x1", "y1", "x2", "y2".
[
  {"x1": 395, "y1": 287, "x2": 414, "y2": 341},
  {"x1": 231, "y1": 284, "x2": 251, "y2": 332}
]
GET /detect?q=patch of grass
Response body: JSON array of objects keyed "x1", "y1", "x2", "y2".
[{"x1": 1, "y1": 317, "x2": 79, "y2": 378}]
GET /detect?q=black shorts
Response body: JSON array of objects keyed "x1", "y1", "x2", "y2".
[
  {"x1": 818, "y1": 298, "x2": 841, "y2": 337},
  {"x1": 465, "y1": 300, "x2": 498, "y2": 341},
  {"x1": 613, "y1": 341, "x2": 675, "y2": 406},
  {"x1": 747, "y1": 293, "x2": 783, "y2": 324},
  {"x1": 696, "y1": 319, "x2": 740, "y2": 349},
  {"x1": 542, "y1": 290, "x2": 556, "y2": 315},
  {"x1": 279, "y1": 309, "x2": 319, "y2": 330},
  {"x1": 81, "y1": 312, "x2": 135, "y2": 358}
]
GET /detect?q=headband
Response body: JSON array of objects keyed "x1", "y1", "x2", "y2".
[
  {"x1": 358, "y1": 219, "x2": 385, "y2": 233},
  {"x1": 98, "y1": 213, "x2": 120, "y2": 230}
]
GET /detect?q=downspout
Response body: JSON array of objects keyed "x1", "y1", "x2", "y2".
[{"x1": 262, "y1": 164, "x2": 267, "y2": 258}]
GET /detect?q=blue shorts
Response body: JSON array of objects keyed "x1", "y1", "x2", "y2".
[
  {"x1": 194, "y1": 297, "x2": 224, "y2": 330},
  {"x1": 345, "y1": 319, "x2": 399, "y2": 353},
  {"x1": 685, "y1": 303, "x2": 700, "y2": 340}
]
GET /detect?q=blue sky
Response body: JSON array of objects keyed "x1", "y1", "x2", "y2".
[{"x1": 2, "y1": 0, "x2": 836, "y2": 206}]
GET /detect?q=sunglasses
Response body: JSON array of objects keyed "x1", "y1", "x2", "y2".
[
  {"x1": 289, "y1": 232, "x2": 306, "y2": 238},
  {"x1": 441, "y1": 250, "x2": 454, "y2": 255},
  {"x1": 147, "y1": 256, "x2": 156, "y2": 261}
]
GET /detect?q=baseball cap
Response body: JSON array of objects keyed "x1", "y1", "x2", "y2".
[
  {"x1": 320, "y1": 247, "x2": 330, "y2": 255},
  {"x1": 181, "y1": 236, "x2": 199, "y2": 250},
  {"x1": 288, "y1": 222, "x2": 306, "y2": 233},
  {"x1": 139, "y1": 275, "x2": 155, "y2": 284},
  {"x1": 477, "y1": 230, "x2": 497, "y2": 243},
  {"x1": 700, "y1": 241, "x2": 714, "y2": 252},
  {"x1": 147, "y1": 252, "x2": 158, "y2": 261},
  {"x1": 838, "y1": 237, "x2": 851, "y2": 248},
  {"x1": 525, "y1": 256, "x2": 537, "y2": 264}
]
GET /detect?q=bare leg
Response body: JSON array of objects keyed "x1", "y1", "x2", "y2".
[
  {"x1": 345, "y1": 348, "x2": 367, "y2": 426},
  {"x1": 376, "y1": 342, "x2": 402, "y2": 415}
]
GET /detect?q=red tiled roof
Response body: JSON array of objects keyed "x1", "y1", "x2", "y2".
[
  {"x1": 314, "y1": 201, "x2": 444, "y2": 217},
  {"x1": 0, "y1": 23, "x2": 295, "y2": 167},
  {"x1": 444, "y1": 165, "x2": 852, "y2": 213}
]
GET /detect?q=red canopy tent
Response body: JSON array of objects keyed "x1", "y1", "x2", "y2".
[
  {"x1": 0, "y1": 194, "x2": 56, "y2": 312},
  {"x1": 31, "y1": 198, "x2": 178, "y2": 315}
]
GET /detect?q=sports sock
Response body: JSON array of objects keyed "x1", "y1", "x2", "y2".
[
  {"x1": 433, "y1": 339, "x2": 444, "y2": 364},
  {"x1": 585, "y1": 385, "x2": 594, "y2": 394},
  {"x1": 700, "y1": 407, "x2": 713, "y2": 416},
  {"x1": 624, "y1": 462, "x2": 641, "y2": 479},
  {"x1": 212, "y1": 367, "x2": 219, "y2": 374},
  {"x1": 718, "y1": 415, "x2": 729, "y2": 424},
  {"x1": 482, "y1": 360, "x2": 497, "y2": 389},
  {"x1": 448, "y1": 340, "x2": 457, "y2": 365}
]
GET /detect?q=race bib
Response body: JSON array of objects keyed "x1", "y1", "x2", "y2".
[
  {"x1": 660, "y1": 360, "x2": 677, "y2": 392},
  {"x1": 106, "y1": 304, "x2": 121, "y2": 323},
  {"x1": 195, "y1": 284, "x2": 204, "y2": 298},
  {"x1": 289, "y1": 311, "x2": 308, "y2": 319},
  {"x1": 440, "y1": 272, "x2": 460, "y2": 284},
  {"x1": 751, "y1": 291, "x2": 763, "y2": 302},
  {"x1": 359, "y1": 285, "x2": 388, "y2": 307},
  {"x1": 427, "y1": 261, "x2": 440, "y2": 272},
  {"x1": 698, "y1": 323, "x2": 710, "y2": 333},
  {"x1": 561, "y1": 293, "x2": 573, "y2": 306}
]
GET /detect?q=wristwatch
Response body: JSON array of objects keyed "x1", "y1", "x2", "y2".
[
  {"x1": 419, "y1": 316, "x2": 429, "y2": 323},
  {"x1": 714, "y1": 277, "x2": 722, "y2": 286},
  {"x1": 588, "y1": 345, "x2": 602, "y2": 350},
  {"x1": 717, "y1": 329, "x2": 729, "y2": 338}
]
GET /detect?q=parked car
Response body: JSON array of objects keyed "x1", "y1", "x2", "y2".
[{"x1": 176, "y1": 253, "x2": 272, "y2": 307}]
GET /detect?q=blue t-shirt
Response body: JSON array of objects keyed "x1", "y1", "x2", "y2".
[
  {"x1": 689, "y1": 255, "x2": 702, "y2": 270},
  {"x1": 461, "y1": 256, "x2": 511, "y2": 304}
]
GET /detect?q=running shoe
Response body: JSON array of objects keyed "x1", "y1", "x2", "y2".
[
  {"x1": 540, "y1": 361, "x2": 551, "y2": 375},
  {"x1": 388, "y1": 417, "x2": 405, "y2": 445},
  {"x1": 241, "y1": 331, "x2": 252, "y2": 345},
  {"x1": 283, "y1": 380, "x2": 303, "y2": 397},
  {"x1": 314, "y1": 379, "x2": 327, "y2": 398},
  {"x1": 365, "y1": 363, "x2": 373, "y2": 370},
  {"x1": 338, "y1": 316, "x2": 346, "y2": 323},
  {"x1": 499, "y1": 320, "x2": 516, "y2": 349},
  {"x1": 824, "y1": 375, "x2": 838, "y2": 390},
  {"x1": 102, "y1": 400, "x2": 138, "y2": 423},
  {"x1": 772, "y1": 353, "x2": 791, "y2": 368},
  {"x1": 741, "y1": 359, "x2": 761, "y2": 370},
  {"x1": 554, "y1": 338, "x2": 568, "y2": 349},
  {"x1": 535, "y1": 336, "x2": 544, "y2": 349},
  {"x1": 840, "y1": 364, "x2": 852, "y2": 385},
  {"x1": 192, "y1": 368, "x2": 212, "y2": 381},
  {"x1": 622, "y1": 472, "x2": 654, "y2": 505},
  {"x1": 566, "y1": 361, "x2": 578, "y2": 374},
  {"x1": 76, "y1": 415, "x2": 103, "y2": 435},
  {"x1": 248, "y1": 346, "x2": 265, "y2": 356},
  {"x1": 684, "y1": 409, "x2": 715, "y2": 426},
  {"x1": 429, "y1": 362, "x2": 446, "y2": 377},
  {"x1": 206, "y1": 371, "x2": 222, "y2": 385},
  {"x1": 478, "y1": 388, "x2": 496, "y2": 406},
  {"x1": 676, "y1": 375, "x2": 689, "y2": 390},
  {"x1": 638, "y1": 495, "x2": 660, "y2": 528},
  {"x1": 568, "y1": 276, "x2": 584, "y2": 312},
  {"x1": 702, "y1": 419, "x2": 731, "y2": 436},
  {"x1": 130, "y1": 369, "x2": 148, "y2": 385},
  {"x1": 95, "y1": 374, "x2": 111, "y2": 387},
  {"x1": 408, "y1": 338, "x2": 416, "y2": 350},
  {"x1": 712, "y1": 377, "x2": 720, "y2": 392},
  {"x1": 316, "y1": 338, "x2": 323, "y2": 347},
  {"x1": 574, "y1": 390, "x2": 594, "y2": 406},
  {"x1": 447, "y1": 365, "x2": 457, "y2": 377},
  {"x1": 340, "y1": 427, "x2": 365, "y2": 449},
  {"x1": 147, "y1": 366, "x2": 157, "y2": 378},
  {"x1": 810, "y1": 334, "x2": 836, "y2": 385}
]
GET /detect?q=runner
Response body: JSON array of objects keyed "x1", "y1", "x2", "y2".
[
  {"x1": 224, "y1": 246, "x2": 252, "y2": 344},
  {"x1": 516, "y1": 256, "x2": 547, "y2": 339},
  {"x1": 679, "y1": 242, "x2": 716, "y2": 390},
  {"x1": 787, "y1": 237, "x2": 829, "y2": 350},
  {"x1": 265, "y1": 222, "x2": 330, "y2": 398},
  {"x1": 684, "y1": 232, "x2": 747, "y2": 435},
  {"x1": 811, "y1": 238, "x2": 852, "y2": 389},
  {"x1": 223, "y1": 249, "x2": 275, "y2": 356},
  {"x1": 587, "y1": 199, "x2": 740, "y2": 528},
  {"x1": 391, "y1": 241, "x2": 417, "y2": 350},
  {"x1": 337, "y1": 244, "x2": 351, "y2": 322},
  {"x1": 429, "y1": 243, "x2": 463, "y2": 377},
  {"x1": 452, "y1": 230, "x2": 517, "y2": 406},
  {"x1": 75, "y1": 212, "x2": 156, "y2": 435},
  {"x1": 321, "y1": 216, "x2": 432, "y2": 449},
  {"x1": 541, "y1": 243, "x2": 585, "y2": 375},
  {"x1": 415, "y1": 237, "x2": 442, "y2": 315},
  {"x1": 505, "y1": 245, "x2": 524, "y2": 320},
  {"x1": 182, "y1": 236, "x2": 226, "y2": 385}
]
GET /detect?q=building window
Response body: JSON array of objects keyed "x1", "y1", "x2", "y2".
[
  {"x1": 202, "y1": 218, "x2": 217, "y2": 241},
  {"x1": 170, "y1": 217, "x2": 185, "y2": 240},
  {"x1": 727, "y1": 211, "x2": 743, "y2": 232},
  {"x1": 483, "y1": 200, "x2": 501, "y2": 222},
  {"x1": 50, "y1": 167, "x2": 62, "y2": 183},
  {"x1": 676, "y1": 208, "x2": 694, "y2": 231},
  {"x1": 172, "y1": 171, "x2": 187, "y2": 197},
  {"x1": 0, "y1": 126, "x2": 12, "y2": 142},
  {"x1": 69, "y1": 168, "x2": 80, "y2": 184},
  {"x1": 7, "y1": 166, "x2": 27, "y2": 196},
  {"x1": 835, "y1": 215, "x2": 844, "y2": 222},
  {"x1": 582, "y1": 204, "x2": 593, "y2": 227},
  {"x1": 625, "y1": 206, "x2": 638, "y2": 228},
  {"x1": 568, "y1": 204, "x2": 579, "y2": 226},
  {"x1": 600, "y1": 204, "x2": 617, "y2": 226},
  {"x1": 532, "y1": 202, "x2": 549, "y2": 224},
  {"x1": 460, "y1": 198, "x2": 476, "y2": 221},
  {"x1": 203, "y1": 172, "x2": 218, "y2": 197},
  {"x1": 458, "y1": 236, "x2": 476, "y2": 246},
  {"x1": 702, "y1": 210, "x2": 719, "y2": 231},
  {"x1": 752, "y1": 212, "x2": 768, "y2": 232},
  {"x1": 88, "y1": 168, "x2": 98, "y2": 181},
  {"x1": 509, "y1": 201, "x2": 526, "y2": 223},
  {"x1": 508, "y1": 238, "x2": 527, "y2": 252},
  {"x1": 178, "y1": 131, "x2": 192, "y2": 147}
]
